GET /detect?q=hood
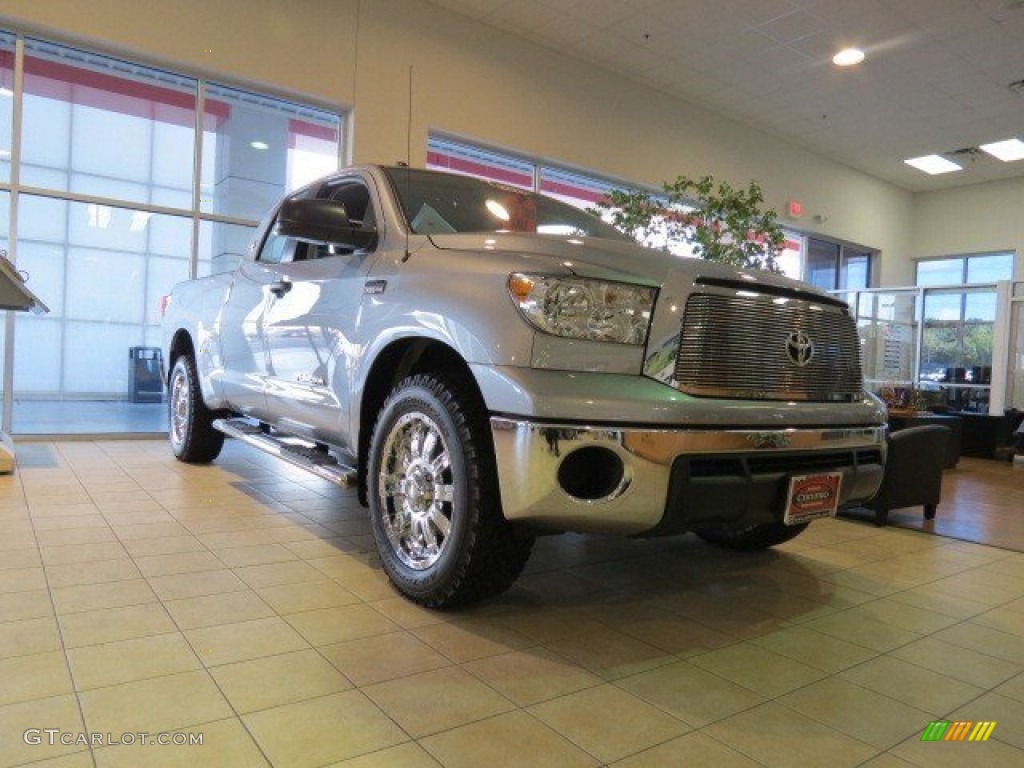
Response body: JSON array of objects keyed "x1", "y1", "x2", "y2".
[{"x1": 427, "y1": 232, "x2": 831, "y2": 298}]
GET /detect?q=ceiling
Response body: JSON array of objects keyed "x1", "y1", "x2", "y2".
[{"x1": 427, "y1": 0, "x2": 1024, "y2": 192}]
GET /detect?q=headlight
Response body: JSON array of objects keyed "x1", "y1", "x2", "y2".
[{"x1": 508, "y1": 273, "x2": 656, "y2": 346}]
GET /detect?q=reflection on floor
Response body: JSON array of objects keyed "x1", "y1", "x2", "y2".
[
  {"x1": 12, "y1": 400, "x2": 167, "y2": 435},
  {"x1": 2, "y1": 439, "x2": 1024, "y2": 767},
  {"x1": 878, "y1": 457, "x2": 1024, "y2": 552}
]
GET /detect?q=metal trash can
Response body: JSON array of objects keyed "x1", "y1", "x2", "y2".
[{"x1": 129, "y1": 346, "x2": 164, "y2": 403}]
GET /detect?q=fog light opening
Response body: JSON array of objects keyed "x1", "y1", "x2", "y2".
[{"x1": 557, "y1": 446, "x2": 625, "y2": 501}]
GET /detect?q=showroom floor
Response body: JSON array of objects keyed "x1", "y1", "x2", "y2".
[{"x1": 2, "y1": 441, "x2": 1024, "y2": 768}]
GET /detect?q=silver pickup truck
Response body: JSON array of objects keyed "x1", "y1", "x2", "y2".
[{"x1": 162, "y1": 165, "x2": 887, "y2": 607}]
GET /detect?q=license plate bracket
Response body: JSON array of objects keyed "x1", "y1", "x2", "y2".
[{"x1": 783, "y1": 472, "x2": 842, "y2": 525}]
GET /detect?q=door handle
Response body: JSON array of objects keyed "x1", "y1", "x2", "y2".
[{"x1": 269, "y1": 279, "x2": 292, "y2": 298}]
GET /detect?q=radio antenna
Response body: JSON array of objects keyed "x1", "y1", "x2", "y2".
[{"x1": 402, "y1": 65, "x2": 413, "y2": 262}]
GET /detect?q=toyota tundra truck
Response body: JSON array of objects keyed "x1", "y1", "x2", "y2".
[{"x1": 161, "y1": 165, "x2": 887, "y2": 608}]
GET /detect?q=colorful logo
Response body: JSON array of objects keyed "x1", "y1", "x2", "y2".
[{"x1": 920, "y1": 721, "x2": 996, "y2": 742}]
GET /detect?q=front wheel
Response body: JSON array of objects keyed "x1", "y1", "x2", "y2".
[
  {"x1": 367, "y1": 372, "x2": 533, "y2": 608},
  {"x1": 168, "y1": 353, "x2": 224, "y2": 463},
  {"x1": 696, "y1": 521, "x2": 808, "y2": 551}
]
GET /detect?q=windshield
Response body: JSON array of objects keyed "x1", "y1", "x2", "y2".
[{"x1": 383, "y1": 168, "x2": 630, "y2": 242}]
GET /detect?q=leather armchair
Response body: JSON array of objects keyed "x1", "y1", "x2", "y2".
[{"x1": 863, "y1": 425, "x2": 951, "y2": 526}]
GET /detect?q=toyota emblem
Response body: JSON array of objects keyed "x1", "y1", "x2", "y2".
[{"x1": 785, "y1": 331, "x2": 814, "y2": 367}]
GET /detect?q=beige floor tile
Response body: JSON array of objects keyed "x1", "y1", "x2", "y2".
[
  {"x1": 750, "y1": 624, "x2": 879, "y2": 674},
  {"x1": 33, "y1": 515, "x2": 110, "y2": 531},
  {"x1": 544, "y1": 628, "x2": 674, "y2": 680},
  {"x1": 242, "y1": 690, "x2": 407, "y2": 768},
  {"x1": 210, "y1": 648, "x2": 352, "y2": 713},
  {"x1": 891, "y1": 636, "x2": 1021, "y2": 689},
  {"x1": 34, "y1": 527, "x2": 117, "y2": 548},
  {"x1": 933, "y1": 622, "x2": 1024, "y2": 665},
  {"x1": 93, "y1": 717, "x2": 270, "y2": 768},
  {"x1": 611, "y1": 732, "x2": 762, "y2": 768},
  {"x1": 689, "y1": 643, "x2": 828, "y2": 697},
  {"x1": 120, "y1": 535, "x2": 205, "y2": 557},
  {"x1": 113, "y1": 523, "x2": 193, "y2": 542},
  {"x1": 135, "y1": 550, "x2": 227, "y2": 577},
  {"x1": 257, "y1": 580, "x2": 360, "y2": 614},
  {"x1": 0, "y1": 548, "x2": 42, "y2": 569},
  {"x1": 40, "y1": 541, "x2": 129, "y2": 566},
  {"x1": 233, "y1": 560, "x2": 326, "y2": 589},
  {"x1": 528, "y1": 684, "x2": 690, "y2": 763},
  {"x1": 197, "y1": 530, "x2": 275, "y2": 549},
  {"x1": 839, "y1": 655, "x2": 985, "y2": 713},
  {"x1": 616, "y1": 660, "x2": 766, "y2": 728},
  {"x1": 0, "y1": 650, "x2": 74, "y2": 707},
  {"x1": 45, "y1": 558, "x2": 141, "y2": 589},
  {"x1": 420, "y1": 710, "x2": 597, "y2": 768},
  {"x1": 842, "y1": 598, "x2": 962, "y2": 635},
  {"x1": 410, "y1": 617, "x2": 540, "y2": 664},
  {"x1": 185, "y1": 616, "x2": 309, "y2": 666},
  {"x1": 0, "y1": 528, "x2": 42, "y2": 550},
  {"x1": 51, "y1": 578, "x2": 157, "y2": 614},
  {"x1": 59, "y1": 602, "x2": 176, "y2": 648},
  {"x1": 364, "y1": 666, "x2": 514, "y2": 737},
  {"x1": 214, "y1": 543, "x2": 299, "y2": 568},
  {"x1": 285, "y1": 604, "x2": 399, "y2": 646},
  {"x1": 0, "y1": 616, "x2": 62, "y2": 659},
  {"x1": 0, "y1": 566, "x2": 47, "y2": 594},
  {"x1": 325, "y1": 742, "x2": 441, "y2": 768},
  {"x1": 948, "y1": 691, "x2": 1024, "y2": 749},
  {"x1": 10, "y1": 751, "x2": 96, "y2": 768},
  {"x1": 997, "y1": 672, "x2": 1024, "y2": 703},
  {"x1": 146, "y1": 569, "x2": 248, "y2": 600},
  {"x1": 320, "y1": 631, "x2": 450, "y2": 686},
  {"x1": 890, "y1": 732, "x2": 1022, "y2": 768},
  {"x1": 67, "y1": 632, "x2": 201, "y2": 689},
  {"x1": 703, "y1": 701, "x2": 878, "y2": 768},
  {"x1": 778, "y1": 677, "x2": 933, "y2": 750},
  {"x1": 79, "y1": 670, "x2": 233, "y2": 735},
  {"x1": 0, "y1": 695, "x2": 86, "y2": 768},
  {"x1": 801, "y1": 611, "x2": 922, "y2": 653},
  {"x1": 0, "y1": 589, "x2": 53, "y2": 622},
  {"x1": 162, "y1": 590, "x2": 275, "y2": 629},
  {"x1": 462, "y1": 647, "x2": 602, "y2": 706}
]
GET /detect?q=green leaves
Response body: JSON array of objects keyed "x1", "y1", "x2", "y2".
[{"x1": 594, "y1": 174, "x2": 785, "y2": 273}]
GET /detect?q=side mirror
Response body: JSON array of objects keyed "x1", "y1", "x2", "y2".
[{"x1": 276, "y1": 198, "x2": 378, "y2": 251}]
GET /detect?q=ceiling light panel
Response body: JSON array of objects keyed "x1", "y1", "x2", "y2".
[
  {"x1": 904, "y1": 155, "x2": 963, "y2": 174},
  {"x1": 979, "y1": 138, "x2": 1024, "y2": 162}
]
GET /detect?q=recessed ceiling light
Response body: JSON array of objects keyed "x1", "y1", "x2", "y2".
[
  {"x1": 832, "y1": 47, "x2": 865, "y2": 67},
  {"x1": 904, "y1": 154, "x2": 963, "y2": 175},
  {"x1": 979, "y1": 138, "x2": 1024, "y2": 162},
  {"x1": 250, "y1": 141, "x2": 269, "y2": 150}
]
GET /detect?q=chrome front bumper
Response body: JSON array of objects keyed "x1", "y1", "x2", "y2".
[{"x1": 490, "y1": 418, "x2": 887, "y2": 535}]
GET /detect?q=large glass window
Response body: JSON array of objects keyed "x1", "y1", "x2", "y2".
[
  {"x1": 201, "y1": 84, "x2": 339, "y2": 220},
  {"x1": 0, "y1": 32, "x2": 13, "y2": 183},
  {"x1": 1, "y1": 34, "x2": 342, "y2": 434},
  {"x1": 916, "y1": 252, "x2": 1014, "y2": 286},
  {"x1": 806, "y1": 236, "x2": 872, "y2": 291}
]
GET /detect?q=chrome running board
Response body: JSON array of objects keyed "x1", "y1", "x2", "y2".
[{"x1": 213, "y1": 418, "x2": 357, "y2": 487}]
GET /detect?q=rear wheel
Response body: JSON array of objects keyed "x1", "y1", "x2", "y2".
[
  {"x1": 368, "y1": 372, "x2": 533, "y2": 608},
  {"x1": 168, "y1": 354, "x2": 224, "y2": 463},
  {"x1": 696, "y1": 521, "x2": 808, "y2": 551}
]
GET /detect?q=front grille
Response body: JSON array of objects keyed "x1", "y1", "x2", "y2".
[{"x1": 674, "y1": 291, "x2": 863, "y2": 401}]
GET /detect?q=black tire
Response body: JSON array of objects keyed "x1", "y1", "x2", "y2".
[
  {"x1": 168, "y1": 353, "x2": 224, "y2": 463},
  {"x1": 367, "y1": 372, "x2": 533, "y2": 608},
  {"x1": 696, "y1": 521, "x2": 809, "y2": 551}
]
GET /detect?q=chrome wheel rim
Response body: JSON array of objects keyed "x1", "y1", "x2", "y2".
[
  {"x1": 169, "y1": 365, "x2": 189, "y2": 450},
  {"x1": 377, "y1": 411, "x2": 455, "y2": 570}
]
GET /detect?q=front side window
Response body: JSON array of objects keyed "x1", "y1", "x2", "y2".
[{"x1": 383, "y1": 168, "x2": 630, "y2": 241}]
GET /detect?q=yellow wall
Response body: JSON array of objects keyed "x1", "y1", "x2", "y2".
[{"x1": 0, "y1": 0, "x2": 924, "y2": 284}]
